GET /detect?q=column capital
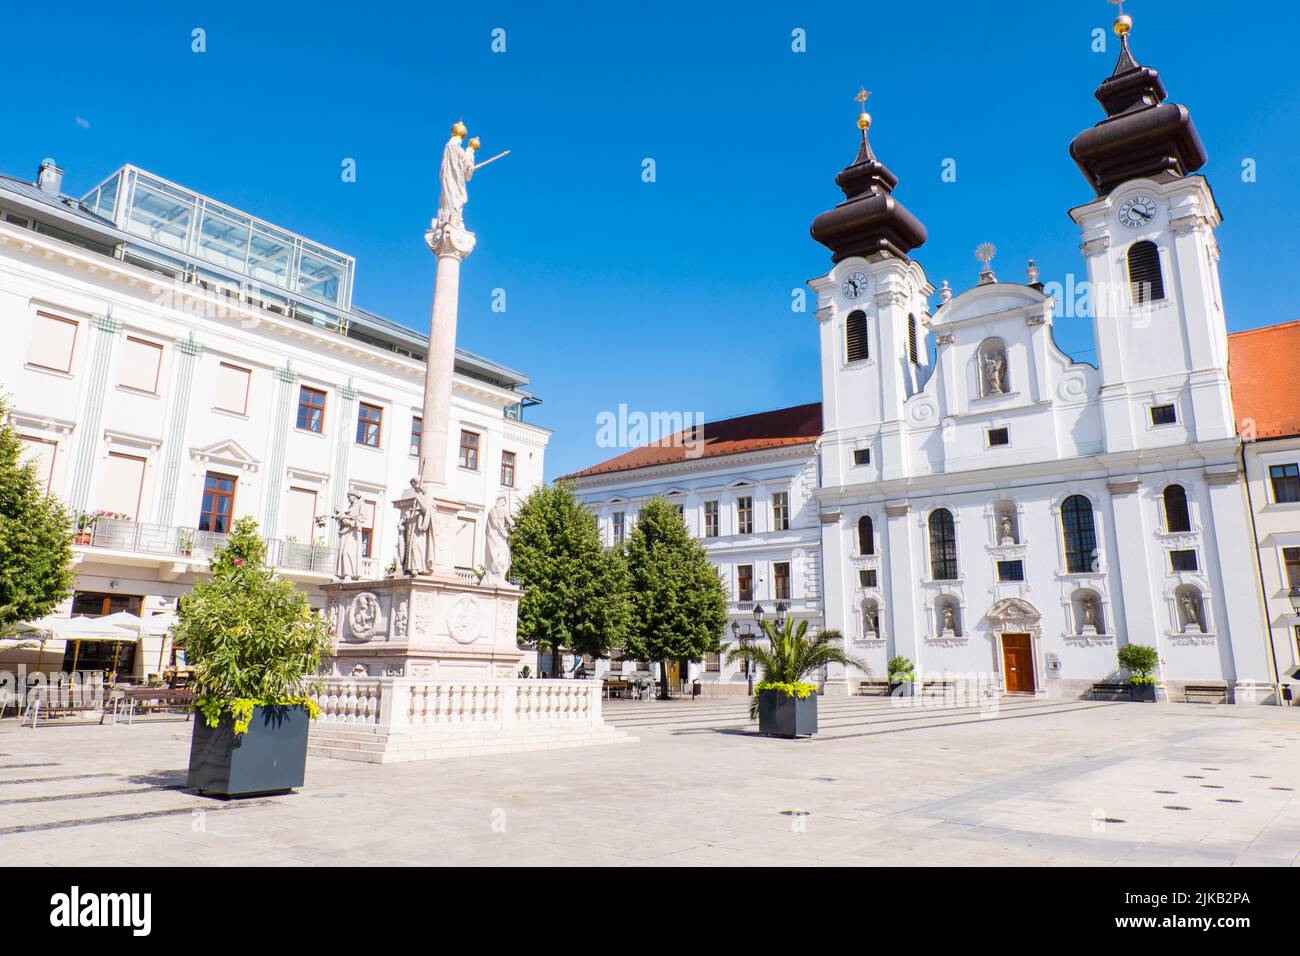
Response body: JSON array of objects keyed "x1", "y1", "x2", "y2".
[
  {"x1": 424, "y1": 221, "x2": 477, "y2": 259},
  {"x1": 94, "y1": 312, "x2": 124, "y2": 334},
  {"x1": 275, "y1": 366, "x2": 300, "y2": 384},
  {"x1": 174, "y1": 335, "x2": 204, "y2": 356}
]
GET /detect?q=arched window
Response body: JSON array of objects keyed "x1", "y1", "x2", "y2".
[
  {"x1": 1127, "y1": 241, "x2": 1165, "y2": 304},
  {"x1": 907, "y1": 314, "x2": 919, "y2": 364},
  {"x1": 1061, "y1": 495, "x2": 1097, "y2": 574},
  {"x1": 929, "y1": 508, "x2": 958, "y2": 580},
  {"x1": 845, "y1": 310, "x2": 868, "y2": 363},
  {"x1": 1163, "y1": 484, "x2": 1191, "y2": 533},
  {"x1": 857, "y1": 515, "x2": 874, "y2": 555}
]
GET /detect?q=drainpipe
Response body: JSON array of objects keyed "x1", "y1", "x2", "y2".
[{"x1": 1242, "y1": 441, "x2": 1284, "y2": 698}]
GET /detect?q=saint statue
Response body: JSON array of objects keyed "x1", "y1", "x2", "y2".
[
  {"x1": 1000, "y1": 512, "x2": 1014, "y2": 544},
  {"x1": 942, "y1": 606, "x2": 956, "y2": 633},
  {"x1": 1082, "y1": 596, "x2": 1099, "y2": 630},
  {"x1": 436, "y1": 122, "x2": 478, "y2": 228},
  {"x1": 983, "y1": 352, "x2": 1006, "y2": 395},
  {"x1": 1180, "y1": 593, "x2": 1202, "y2": 631},
  {"x1": 318, "y1": 491, "x2": 365, "y2": 581},
  {"x1": 483, "y1": 496, "x2": 512, "y2": 586},
  {"x1": 864, "y1": 603, "x2": 878, "y2": 635},
  {"x1": 400, "y1": 477, "x2": 436, "y2": 575}
]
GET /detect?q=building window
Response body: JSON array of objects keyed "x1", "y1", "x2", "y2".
[
  {"x1": 119, "y1": 336, "x2": 164, "y2": 394},
  {"x1": 214, "y1": 362, "x2": 251, "y2": 415},
  {"x1": 1150, "y1": 403, "x2": 1177, "y2": 426},
  {"x1": 611, "y1": 511, "x2": 625, "y2": 544},
  {"x1": 772, "y1": 492, "x2": 790, "y2": 531},
  {"x1": 356, "y1": 402, "x2": 383, "y2": 447},
  {"x1": 459, "y1": 430, "x2": 480, "y2": 470},
  {"x1": 703, "y1": 500, "x2": 720, "y2": 538},
  {"x1": 1283, "y1": 547, "x2": 1300, "y2": 590},
  {"x1": 705, "y1": 651, "x2": 721, "y2": 673},
  {"x1": 1061, "y1": 494, "x2": 1098, "y2": 574},
  {"x1": 997, "y1": 559, "x2": 1025, "y2": 582},
  {"x1": 928, "y1": 508, "x2": 958, "y2": 581},
  {"x1": 907, "y1": 314, "x2": 919, "y2": 364},
  {"x1": 1170, "y1": 549, "x2": 1198, "y2": 573},
  {"x1": 845, "y1": 310, "x2": 868, "y2": 363},
  {"x1": 500, "y1": 450, "x2": 516, "y2": 487},
  {"x1": 737, "y1": 565, "x2": 754, "y2": 602},
  {"x1": 1127, "y1": 240, "x2": 1165, "y2": 304},
  {"x1": 858, "y1": 515, "x2": 874, "y2": 555},
  {"x1": 773, "y1": 562, "x2": 791, "y2": 601},
  {"x1": 1163, "y1": 484, "x2": 1191, "y2": 532},
  {"x1": 852, "y1": 448, "x2": 871, "y2": 466},
  {"x1": 859, "y1": 569, "x2": 877, "y2": 588},
  {"x1": 360, "y1": 499, "x2": 377, "y2": 558},
  {"x1": 409, "y1": 417, "x2": 423, "y2": 458},
  {"x1": 736, "y1": 496, "x2": 754, "y2": 535},
  {"x1": 987, "y1": 427, "x2": 1010, "y2": 447},
  {"x1": 27, "y1": 312, "x2": 78, "y2": 373},
  {"x1": 1270, "y1": 464, "x2": 1300, "y2": 503},
  {"x1": 18, "y1": 435, "x2": 57, "y2": 490},
  {"x1": 296, "y1": 386, "x2": 326, "y2": 433},
  {"x1": 198, "y1": 472, "x2": 236, "y2": 534}
]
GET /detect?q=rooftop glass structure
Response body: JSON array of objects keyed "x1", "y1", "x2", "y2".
[{"x1": 82, "y1": 165, "x2": 355, "y2": 312}]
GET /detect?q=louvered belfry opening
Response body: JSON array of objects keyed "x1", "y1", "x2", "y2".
[
  {"x1": 845, "y1": 310, "x2": 868, "y2": 362},
  {"x1": 1127, "y1": 240, "x2": 1165, "y2": 304},
  {"x1": 907, "y1": 314, "x2": 919, "y2": 364}
]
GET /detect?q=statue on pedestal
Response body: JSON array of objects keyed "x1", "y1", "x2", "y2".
[
  {"x1": 399, "y1": 478, "x2": 436, "y2": 576},
  {"x1": 1180, "y1": 592, "x2": 1203, "y2": 632},
  {"x1": 318, "y1": 491, "x2": 365, "y2": 581},
  {"x1": 437, "y1": 122, "x2": 476, "y2": 228},
  {"x1": 942, "y1": 605, "x2": 956, "y2": 634},
  {"x1": 1081, "y1": 596, "x2": 1100, "y2": 632},
  {"x1": 483, "y1": 496, "x2": 512, "y2": 586}
]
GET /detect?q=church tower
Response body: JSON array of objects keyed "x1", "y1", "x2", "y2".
[
  {"x1": 808, "y1": 92, "x2": 932, "y2": 487},
  {"x1": 1068, "y1": 7, "x2": 1234, "y2": 452}
]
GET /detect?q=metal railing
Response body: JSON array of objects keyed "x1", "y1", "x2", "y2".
[{"x1": 73, "y1": 515, "x2": 337, "y2": 575}]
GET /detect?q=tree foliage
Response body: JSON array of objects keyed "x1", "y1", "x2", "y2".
[
  {"x1": 176, "y1": 516, "x2": 331, "y2": 726},
  {"x1": 0, "y1": 398, "x2": 74, "y2": 634},
  {"x1": 624, "y1": 497, "x2": 727, "y2": 693},
  {"x1": 509, "y1": 482, "x2": 631, "y2": 662},
  {"x1": 1117, "y1": 642, "x2": 1159, "y2": 685}
]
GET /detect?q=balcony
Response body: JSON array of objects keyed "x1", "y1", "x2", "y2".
[{"x1": 73, "y1": 515, "x2": 337, "y2": 578}]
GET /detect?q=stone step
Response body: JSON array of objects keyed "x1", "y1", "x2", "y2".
[{"x1": 307, "y1": 728, "x2": 633, "y2": 764}]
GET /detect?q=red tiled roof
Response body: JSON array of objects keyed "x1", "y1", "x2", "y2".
[
  {"x1": 561, "y1": 402, "x2": 822, "y2": 480},
  {"x1": 1229, "y1": 321, "x2": 1300, "y2": 441}
]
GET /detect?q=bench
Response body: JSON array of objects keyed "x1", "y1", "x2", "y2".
[
  {"x1": 107, "y1": 687, "x2": 195, "y2": 724},
  {"x1": 858, "y1": 679, "x2": 892, "y2": 697},
  {"x1": 920, "y1": 679, "x2": 956, "y2": 697},
  {"x1": 1183, "y1": 683, "x2": 1228, "y2": 705},
  {"x1": 1089, "y1": 682, "x2": 1132, "y2": 701},
  {"x1": 602, "y1": 679, "x2": 630, "y2": 700},
  {"x1": 23, "y1": 687, "x2": 107, "y2": 728}
]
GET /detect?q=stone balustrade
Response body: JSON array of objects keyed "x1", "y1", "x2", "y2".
[{"x1": 307, "y1": 677, "x2": 602, "y2": 732}]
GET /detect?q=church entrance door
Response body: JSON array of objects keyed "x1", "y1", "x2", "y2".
[{"x1": 1002, "y1": 634, "x2": 1034, "y2": 693}]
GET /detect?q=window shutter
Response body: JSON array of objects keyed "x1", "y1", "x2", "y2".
[
  {"x1": 845, "y1": 311, "x2": 868, "y2": 362},
  {"x1": 1127, "y1": 241, "x2": 1165, "y2": 304},
  {"x1": 908, "y1": 314, "x2": 919, "y2": 364}
]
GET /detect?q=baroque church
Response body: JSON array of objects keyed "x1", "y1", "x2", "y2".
[{"x1": 567, "y1": 12, "x2": 1287, "y2": 703}]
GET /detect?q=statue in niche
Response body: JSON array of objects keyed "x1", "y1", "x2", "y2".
[
  {"x1": 1180, "y1": 592, "x2": 1203, "y2": 632},
  {"x1": 864, "y1": 603, "x2": 878, "y2": 635},
  {"x1": 999, "y1": 512, "x2": 1015, "y2": 544},
  {"x1": 983, "y1": 350, "x2": 1007, "y2": 395},
  {"x1": 1081, "y1": 596, "x2": 1100, "y2": 632},
  {"x1": 942, "y1": 605, "x2": 956, "y2": 633}
]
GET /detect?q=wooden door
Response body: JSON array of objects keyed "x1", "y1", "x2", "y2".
[{"x1": 1002, "y1": 634, "x2": 1034, "y2": 693}]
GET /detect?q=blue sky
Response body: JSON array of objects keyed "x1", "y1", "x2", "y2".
[{"x1": 3, "y1": 0, "x2": 1297, "y2": 479}]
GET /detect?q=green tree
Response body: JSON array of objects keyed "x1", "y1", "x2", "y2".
[
  {"x1": 509, "y1": 482, "x2": 631, "y2": 672},
  {"x1": 176, "y1": 516, "x2": 332, "y2": 730},
  {"x1": 624, "y1": 497, "x2": 728, "y2": 698},
  {"x1": 1117, "y1": 643, "x2": 1159, "y2": 686},
  {"x1": 0, "y1": 398, "x2": 75, "y2": 635}
]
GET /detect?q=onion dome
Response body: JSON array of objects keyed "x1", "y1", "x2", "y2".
[
  {"x1": 811, "y1": 89, "x2": 927, "y2": 263},
  {"x1": 1069, "y1": 12, "x2": 1207, "y2": 196}
]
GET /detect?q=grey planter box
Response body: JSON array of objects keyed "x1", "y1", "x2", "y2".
[
  {"x1": 757, "y1": 689, "x2": 818, "y2": 738},
  {"x1": 1129, "y1": 683, "x2": 1157, "y2": 702},
  {"x1": 187, "y1": 704, "x2": 310, "y2": 798}
]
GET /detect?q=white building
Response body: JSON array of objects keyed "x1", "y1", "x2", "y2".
[
  {"x1": 1, "y1": 158, "x2": 548, "y2": 680},
  {"x1": 564, "y1": 404, "x2": 823, "y2": 694},
  {"x1": 807, "y1": 23, "x2": 1273, "y2": 702}
]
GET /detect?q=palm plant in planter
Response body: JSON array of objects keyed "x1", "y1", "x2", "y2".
[
  {"x1": 727, "y1": 622, "x2": 867, "y2": 737},
  {"x1": 1117, "y1": 643, "x2": 1160, "y2": 702},
  {"x1": 887, "y1": 656, "x2": 916, "y2": 697},
  {"x1": 177, "y1": 517, "x2": 332, "y2": 797}
]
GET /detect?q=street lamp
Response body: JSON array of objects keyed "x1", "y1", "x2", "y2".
[
  {"x1": 775, "y1": 600, "x2": 788, "y2": 628},
  {"x1": 747, "y1": 604, "x2": 765, "y2": 696}
]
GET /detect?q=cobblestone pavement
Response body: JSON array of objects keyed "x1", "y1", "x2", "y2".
[{"x1": 3, "y1": 695, "x2": 1298, "y2": 866}]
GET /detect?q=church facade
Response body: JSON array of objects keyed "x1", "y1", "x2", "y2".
[{"x1": 569, "y1": 15, "x2": 1285, "y2": 703}]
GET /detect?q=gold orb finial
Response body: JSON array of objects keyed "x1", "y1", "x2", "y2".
[
  {"x1": 451, "y1": 119, "x2": 468, "y2": 138},
  {"x1": 1108, "y1": 0, "x2": 1132, "y2": 36},
  {"x1": 855, "y1": 86, "x2": 872, "y2": 131},
  {"x1": 468, "y1": 136, "x2": 481, "y2": 151}
]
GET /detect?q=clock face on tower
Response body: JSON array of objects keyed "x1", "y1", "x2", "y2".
[
  {"x1": 841, "y1": 271, "x2": 867, "y2": 300},
  {"x1": 1118, "y1": 195, "x2": 1157, "y2": 229}
]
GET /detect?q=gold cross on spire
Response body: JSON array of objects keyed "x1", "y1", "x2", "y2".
[
  {"x1": 855, "y1": 87, "x2": 871, "y2": 108},
  {"x1": 855, "y1": 87, "x2": 872, "y2": 131}
]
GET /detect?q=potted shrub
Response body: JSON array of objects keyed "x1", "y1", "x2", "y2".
[
  {"x1": 888, "y1": 656, "x2": 916, "y2": 697},
  {"x1": 1117, "y1": 643, "x2": 1160, "y2": 702},
  {"x1": 177, "y1": 516, "x2": 332, "y2": 798},
  {"x1": 727, "y1": 622, "x2": 867, "y2": 738}
]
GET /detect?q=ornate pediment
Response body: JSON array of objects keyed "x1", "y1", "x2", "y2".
[
  {"x1": 189, "y1": 438, "x2": 260, "y2": 472},
  {"x1": 987, "y1": 597, "x2": 1041, "y2": 626}
]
